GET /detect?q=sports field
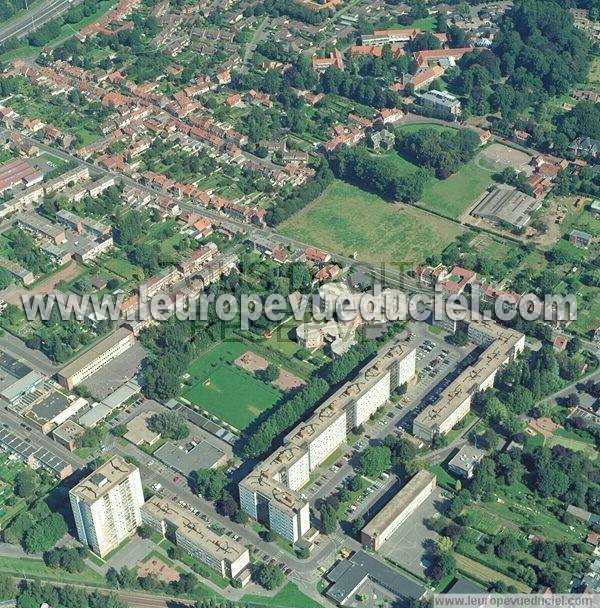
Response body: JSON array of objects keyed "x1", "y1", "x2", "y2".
[
  {"x1": 280, "y1": 180, "x2": 465, "y2": 266},
  {"x1": 183, "y1": 342, "x2": 282, "y2": 431}
]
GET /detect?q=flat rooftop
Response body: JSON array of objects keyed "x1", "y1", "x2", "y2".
[
  {"x1": 472, "y1": 187, "x2": 541, "y2": 228},
  {"x1": 362, "y1": 470, "x2": 436, "y2": 539},
  {"x1": 0, "y1": 352, "x2": 33, "y2": 380},
  {"x1": 28, "y1": 390, "x2": 70, "y2": 423},
  {"x1": 58, "y1": 328, "x2": 134, "y2": 379},
  {"x1": 0, "y1": 428, "x2": 70, "y2": 475},
  {"x1": 70, "y1": 456, "x2": 137, "y2": 504},
  {"x1": 414, "y1": 327, "x2": 523, "y2": 431},
  {"x1": 326, "y1": 550, "x2": 426, "y2": 605},
  {"x1": 154, "y1": 439, "x2": 225, "y2": 476},
  {"x1": 241, "y1": 341, "x2": 416, "y2": 512},
  {"x1": 53, "y1": 419, "x2": 85, "y2": 442},
  {"x1": 143, "y1": 496, "x2": 246, "y2": 562},
  {"x1": 448, "y1": 444, "x2": 486, "y2": 471}
]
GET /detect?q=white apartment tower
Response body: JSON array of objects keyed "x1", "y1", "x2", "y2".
[{"x1": 69, "y1": 456, "x2": 145, "y2": 557}]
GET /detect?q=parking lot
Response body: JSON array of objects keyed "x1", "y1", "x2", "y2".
[
  {"x1": 379, "y1": 487, "x2": 448, "y2": 577},
  {"x1": 395, "y1": 330, "x2": 477, "y2": 434},
  {"x1": 303, "y1": 324, "x2": 476, "y2": 519}
]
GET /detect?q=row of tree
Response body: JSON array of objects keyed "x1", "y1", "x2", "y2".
[{"x1": 241, "y1": 340, "x2": 378, "y2": 458}]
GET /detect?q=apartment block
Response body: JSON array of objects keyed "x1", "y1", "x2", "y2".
[
  {"x1": 69, "y1": 456, "x2": 144, "y2": 557},
  {"x1": 238, "y1": 473, "x2": 310, "y2": 543},
  {"x1": 413, "y1": 321, "x2": 525, "y2": 441},
  {"x1": 238, "y1": 342, "x2": 416, "y2": 543},
  {"x1": 142, "y1": 497, "x2": 250, "y2": 580},
  {"x1": 57, "y1": 328, "x2": 135, "y2": 389},
  {"x1": 361, "y1": 470, "x2": 436, "y2": 551}
]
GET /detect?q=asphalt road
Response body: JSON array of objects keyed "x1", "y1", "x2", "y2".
[{"x1": 0, "y1": 0, "x2": 83, "y2": 45}]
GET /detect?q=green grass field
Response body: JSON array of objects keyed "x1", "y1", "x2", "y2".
[
  {"x1": 183, "y1": 342, "x2": 282, "y2": 431},
  {"x1": 547, "y1": 434, "x2": 597, "y2": 459},
  {"x1": 454, "y1": 553, "x2": 531, "y2": 593},
  {"x1": 418, "y1": 159, "x2": 493, "y2": 219},
  {"x1": 242, "y1": 583, "x2": 325, "y2": 608},
  {"x1": 279, "y1": 180, "x2": 465, "y2": 266},
  {"x1": 0, "y1": 555, "x2": 104, "y2": 585}
]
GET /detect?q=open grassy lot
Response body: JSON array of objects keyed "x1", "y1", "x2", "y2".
[
  {"x1": 280, "y1": 180, "x2": 465, "y2": 266},
  {"x1": 418, "y1": 159, "x2": 493, "y2": 219},
  {"x1": 547, "y1": 434, "x2": 597, "y2": 459},
  {"x1": 242, "y1": 583, "x2": 325, "y2": 608},
  {"x1": 97, "y1": 255, "x2": 144, "y2": 282},
  {"x1": 454, "y1": 553, "x2": 531, "y2": 592},
  {"x1": 396, "y1": 122, "x2": 454, "y2": 135},
  {"x1": 183, "y1": 342, "x2": 282, "y2": 431},
  {"x1": 0, "y1": 555, "x2": 104, "y2": 585}
]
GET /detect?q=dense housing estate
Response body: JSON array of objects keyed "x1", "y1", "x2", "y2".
[
  {"x1": 142, "y1": 496, "x2": 250, "y2": 581},
  {"x1": 0, "y1": 0, "x2": 597, "y2": 604},
  {"x1": 413, "y1": 319, "x2": 525, "y2": 440}
]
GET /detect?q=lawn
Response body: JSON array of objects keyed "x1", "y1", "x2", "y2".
[
  {"x1": 183, "y1": 342, "x2": 282, "y2": 431},
  {"x1": 396, "y1": 123, "x2": 454, "y2": 135},
  {"x1": 98, "y1": 255, "x2": 144, "y2": 282},
  {"x1": 410, "y1": 16, "x2": 437, "y2": 32},
  {"x1": 0, "y1": 555, "x2": 104, "y2": 585},
  {"x1": 242, "y1": 583, "x2": 325, "y2": 608},
  {"x1": 279, "y1": 180, "x2": 465, "y2": 267},
  {"x1": 547, "y1": 434, "x2": 597, "y2": 459},
  {"x1": 418, "y1": 159, "x2": 493, "y2": 219},
  {"x1": 454, "y1": 553, "x2": 531, "y2": 593}
]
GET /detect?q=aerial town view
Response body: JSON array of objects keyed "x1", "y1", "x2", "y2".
[{"x1": 0, "y1": 0, "x2": 598, "y2": 606}]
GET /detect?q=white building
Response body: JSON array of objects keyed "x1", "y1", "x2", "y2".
[
  {"x1": 142, "y1": 497, "x2": 250, "y2": 580},
  {"x1": 57, "y1": 328, "x2": 135, "y2": 389},
  {"x1": 361, "y1": 470, "x2": 436, "y2": 551},
  {"x1": 69, "y1": 456, "x2": 144, "y2": 557},
  {"x1": 238, "y1": 343, "x2": 416, "y2": 543},
  {"x1": 413, "y1": 320, "x2": 525, "y2": 441}
]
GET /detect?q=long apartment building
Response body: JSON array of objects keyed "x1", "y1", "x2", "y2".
[
  {"x1": 239, "y1": 343, "x2": 416, "y2": 543},
  {"x1": 413, "y1": 319, "x2": 525, "y2": 441},
  {"x1": 17, "y1": 212, "x2": 66, "y2": 245},
  {"x1": 57, "y1": 327, "x2": 135, "y2": 389},
  {"x1": 142, "y1": 496, "x2": 250, "y2": 580},
  {"x1": 361, "y1": 28, "x2": 420, "y2": 46},
  {"x1": 69, "y1": 456, "x2": 144, "y2": 557},
  {"x1": 361, "y1": 470, "x2": 436, "y2": 551}
]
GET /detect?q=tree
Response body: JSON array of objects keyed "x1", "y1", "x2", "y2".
[
  {"x1": 470, "y1": 458, "x2": 496, "y2": 498},
  {"x1": 0, "y1": 574, "x2": 14, "y2": 600},
  {"x1": 43, "y1": 548, "x2": 85, "y2": 573},
  {"x1": 0, "y1": 267, "x2": 11, "y2": 290},
  {"x1": 351, "y1": 515, "x2": 365, "y2": 538},
  {"x1": 216, "y1": 493, "x2": 239, "y2": 518},
  {"x1": 264, "y1": 530, "x2": 277, "y2": 542},
  {"x1": 348, "y1": 475, "x2": 366, "y2": 492},
  {"x1": 320, "y1": 504, "x2": 338, "y2": 535},
  {"x1": 252, "y1": 563, "x2": 285, "y2": 590},
  {"x1": 148, "y1": 412, "x2": 189, "y2": 440},
  {"x1": 22, "y1": 513, "x2": 68, "y2": 553},
  {"x1": 137, "y1": 525, "x2": 154, "y2": 539},
  {"x1": 358, "y1": 446, "x2": 391, "y2": 479},
  {"x1": 258, "y1": 364, "x2": 279, "y2": 383},
  {"x1": 189, "y1": 468, "x2": 227, "y2": 501},
  {"x1": 14, "y1": 469, "x2": 38, "y2": 499}
]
